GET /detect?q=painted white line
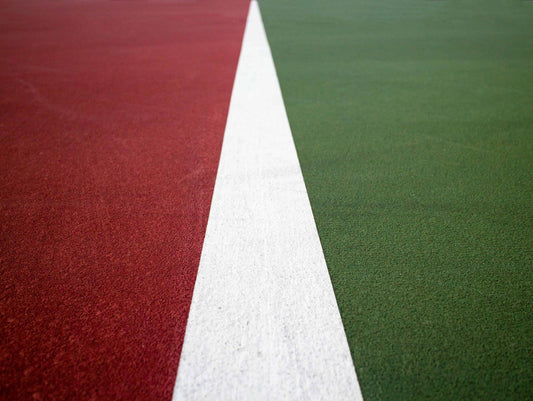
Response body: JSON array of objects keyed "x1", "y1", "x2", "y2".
[{"x1": 172, "y1": 2, "x2": 363, "y2": 400}]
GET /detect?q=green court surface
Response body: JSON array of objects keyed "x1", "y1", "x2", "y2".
[{"x1": 260, "y1": 1, "x2": 533, "y2": 399}]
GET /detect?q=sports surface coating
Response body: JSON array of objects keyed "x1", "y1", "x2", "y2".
[
  {"x1": 261, "y1": 0, "x2": 533, "y2": 400},
  {"x1": 1, "y1": 1, "x2": 249, "y2": 399}
]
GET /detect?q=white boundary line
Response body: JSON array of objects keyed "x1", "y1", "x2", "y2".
[{"x1": 173, "y1": 2, "x2": 363, "y2": 400}]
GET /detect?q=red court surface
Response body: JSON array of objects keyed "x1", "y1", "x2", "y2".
[{"x1": 0, "y1": 0, "x2": 249, "y2": 399}]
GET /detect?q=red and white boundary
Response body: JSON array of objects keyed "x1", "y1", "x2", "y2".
[{"x1": 173, "y1": 2, "x2": 363, "y2": 399}]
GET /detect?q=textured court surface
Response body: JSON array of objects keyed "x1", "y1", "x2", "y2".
[
  {"x1": 0, "y1": 1, "x2": 248, "y2": 399},
  {"x1": 260, "y1": 0, "x2": 533, "y2": 400},
  {"x1": 1, "y1": 0, "x2": 533, "y2": 400},
  {"x1": 174, "y1": 4, "x2": 361, "y2": 399}
]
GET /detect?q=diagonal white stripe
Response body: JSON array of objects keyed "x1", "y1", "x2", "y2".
[{"x1": 172, "y1": 1, "x2": 363, "y2": 400}]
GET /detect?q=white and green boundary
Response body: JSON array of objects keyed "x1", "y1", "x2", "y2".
[{"x1": 173, "y1": 2, "x2": 362, "y2": 400}]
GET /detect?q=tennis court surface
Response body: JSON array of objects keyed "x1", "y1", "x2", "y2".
[{"x1": 1, "y1": 0, "x2": 532, "y2": 400}]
